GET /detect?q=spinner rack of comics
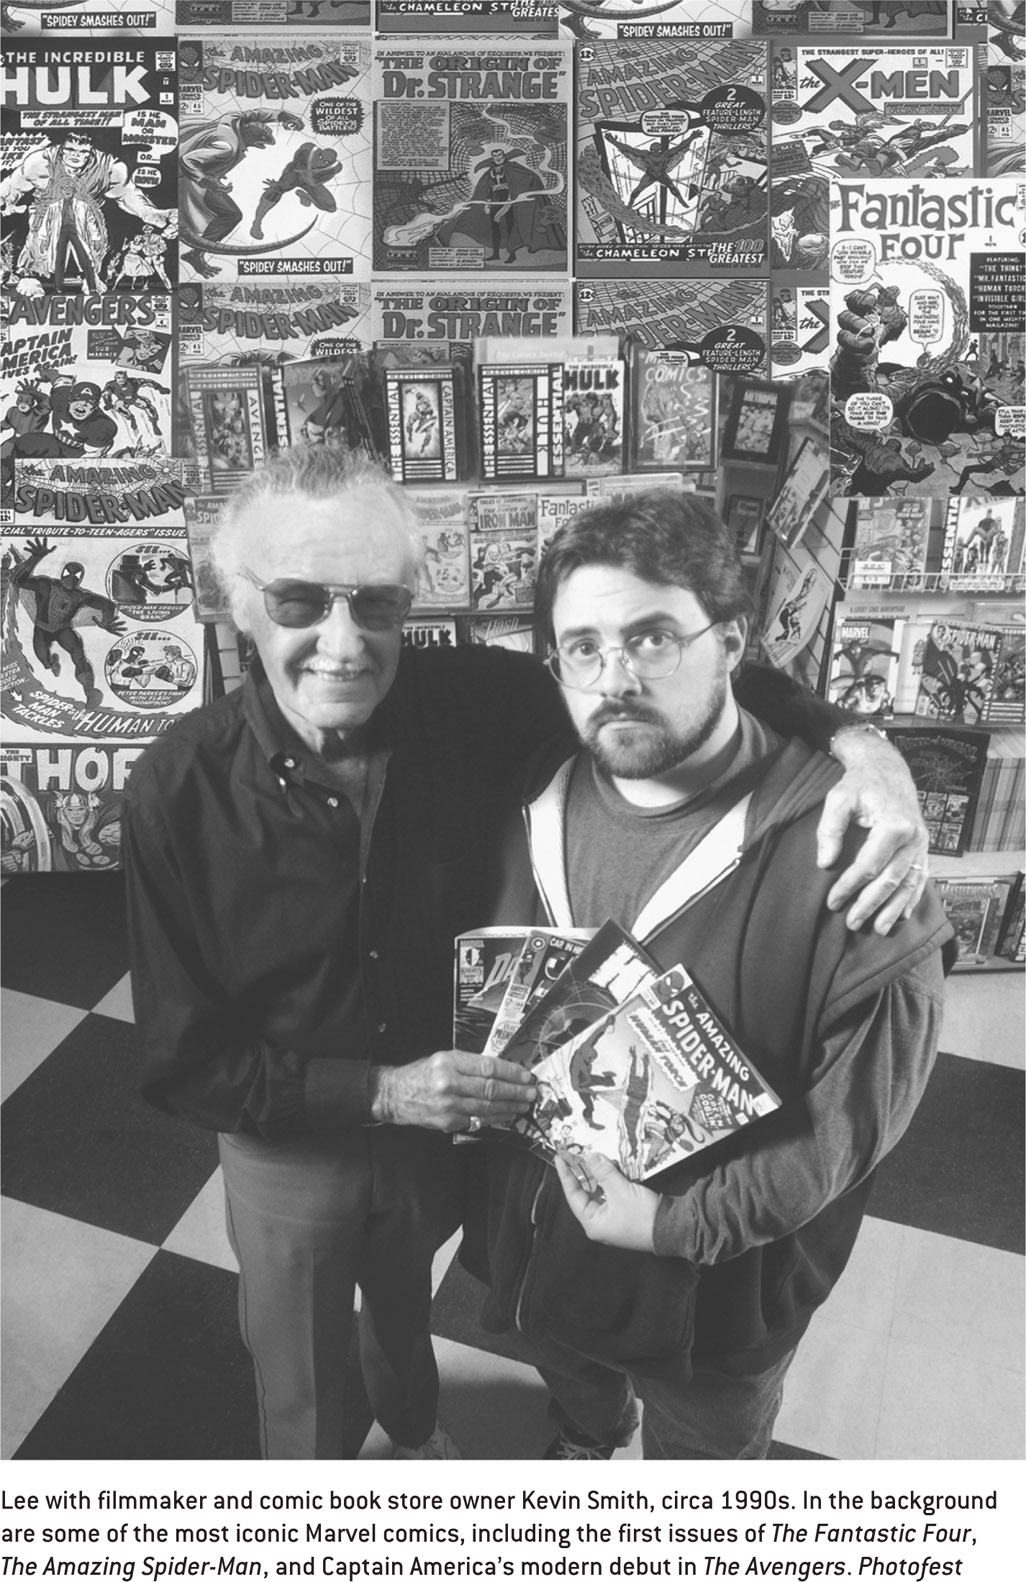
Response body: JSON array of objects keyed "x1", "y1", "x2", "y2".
[{"x1": 1, "y1": 1, "x2": 1022, "y2": 892}]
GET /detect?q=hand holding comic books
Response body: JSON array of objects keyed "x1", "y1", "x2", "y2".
[
  {"x1": 553, "y1": 1149, "x2": 661, "y2": 1253},
  {"x1": 453, "y1": 920, "x2": 780, "y2": 1183}
]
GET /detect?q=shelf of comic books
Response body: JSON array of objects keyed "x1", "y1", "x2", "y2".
[
  {"x1": 2, "y1": 6, "x2": 1024, "y2": 882},
  {"x1": 817, "y1": 493, "x2": 1025, "y2": 858},
  {"x1": 932, "y1": 855, "x2": 1025, "y2": 971}
]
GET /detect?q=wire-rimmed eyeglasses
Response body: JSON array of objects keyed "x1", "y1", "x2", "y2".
[
  {"x1": 241, "y1": 567, "x2": 412, "y2": 631},
  {"x1": 544, "y1": 621, "x2": 718, "y2": 690}
]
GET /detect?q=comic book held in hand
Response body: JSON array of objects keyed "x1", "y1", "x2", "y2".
[
  {"x1": 498, "y1": 920, "x2": 659, "y2": 1071},
  {"x1": 522, "y1": 962, "x2": 780, "y2": 1181},
  {"x1": 459, "y1": 919, "x2": 779, "y2": 1181},
  {"x1": 454, "y1": 927, "x2": 588, "y2": 1055},
  {"x1": 482, "y1": 929, "x2": 592, "y2": 1059}
]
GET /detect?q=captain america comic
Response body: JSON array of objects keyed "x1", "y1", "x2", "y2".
[
  {"x1": 371, "y1": 38, "x2": 571, "y2": 276},
  {"x1": 574, "y1": 38, "x2": 770, "y2": 279},
  {"x1": 828, "y1": 176, "x2": 1026, "y2": 499},
  {"x1": 2, "y1": 292, "x2": 175, "y2": 526},
  {"x1": 177, "y1": 32, "x2": 372, "y2": 285},
  {"x1": 1, "y1": 38, "x2": 178, "y2": 299}
]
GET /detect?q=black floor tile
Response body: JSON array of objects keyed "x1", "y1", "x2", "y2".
[
  {"x1": 1, "y1": 874, "x2": 128, "y2": 1007},
  {"x1": 14, "y1": 1252, "x2": 258, "y2": 1460},
  {"x1": 1, "y1": 1012, "x2": 218, "y2": 1243},
  {"x1": 432, "y1": 1256, "x2": 520, "y2": 1361},
  {"x1": 871, "y1": 1052, "x2": 1025, "y2": 1255},
  {"x1": 13, "y1": 1251, "x2": 372, "y2": 1461}
]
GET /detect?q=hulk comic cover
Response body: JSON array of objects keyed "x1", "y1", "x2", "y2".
[
  {"x1": 574, "y1": 38, "x2": 770, "y2": 279},
  {"x1": 828, "y1": 177, "x2": 1025, "y2": 498},
  {"x1": 372, "y1": 38, "x2": 571, "y2": 275},
  {"x1": 177, "y1": 32, "x2": 372, "y2": 284},
  {"x1": 1, "y1": 38, "x2": 178, "y2": 298}
]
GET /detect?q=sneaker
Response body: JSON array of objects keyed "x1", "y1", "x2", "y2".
[
  {"x1": 391, "y1": 1426, "x2": 461, "y2": 1460},
  {"x1": 543, "y1": 1430, "x2": 617, "y2": 1461}
]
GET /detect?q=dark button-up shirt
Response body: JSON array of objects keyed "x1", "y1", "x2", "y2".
[{"x1": 124, "y1": 647, "x2": 845, "y2": 1141}]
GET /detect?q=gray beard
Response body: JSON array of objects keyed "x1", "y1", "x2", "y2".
[{"x1": 583, "y1": 666, "x2": 729, "y2": 780}]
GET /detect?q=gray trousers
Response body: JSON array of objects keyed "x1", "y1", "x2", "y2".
[
  {"x1": 510, "y1": 1328, "x2": 797, "y2": 1459},
  {"x1": 219, "y1": 1126, "x2": 461, "y2": 1458}
]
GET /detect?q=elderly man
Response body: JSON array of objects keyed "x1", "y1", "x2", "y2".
[
  {"x1": 124, "y1": 448, "x2": 928, "y2": 1460},
  {"x1": 466, "y1": 490, "x2": 952, "y2": 1460}
]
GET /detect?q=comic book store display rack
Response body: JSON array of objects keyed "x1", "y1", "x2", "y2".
[{"x1": 0, "y1": 0, "x2": 1023, "y2": 966}]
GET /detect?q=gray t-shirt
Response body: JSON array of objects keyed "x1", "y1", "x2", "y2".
[{"x1": 565, "y1": 709, "x2": 784, "y2": 930}]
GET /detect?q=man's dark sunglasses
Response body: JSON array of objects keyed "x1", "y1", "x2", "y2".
[{"x1": 241, "y1": 567, "x2": 413, "y2": 631}]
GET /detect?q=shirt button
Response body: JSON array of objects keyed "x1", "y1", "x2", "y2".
[
  {"x1": 327, "y1": 796, "x2": 339, "y2": 809},
  {"x1": 377, "y1": 1021, "x2": 387, "y2": 1033}
]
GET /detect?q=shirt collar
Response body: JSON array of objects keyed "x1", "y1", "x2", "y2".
[{"x1": 242, "y1": 653, "x2": 400, "y2": 783}]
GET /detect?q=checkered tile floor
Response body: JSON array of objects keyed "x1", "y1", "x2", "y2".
[{"x1": 2, "y1": 873, "x2": 1023, "y2": 1460}]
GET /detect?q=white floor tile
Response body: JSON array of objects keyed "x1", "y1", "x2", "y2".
[
  {"x1": 161, "y1": 1168, "x2": 237, "y2": 1273},
  {"x1": 775, "y1": 1313, "x2": 887, "y2": 1459},
  {"x1": 0, "y1": 989, "x2": 85, "y2": 1100},
  {"x1": 876, "y1": 1340, "x2": 1025, "y2": 1459},
  {"x1": 938, "y1": 972, "x2": 1024, "y2": 1070},
  {"x1": 825, "y1": 1214, "x2": 905, "y2": 1335},
  {"x1": 890, "y1": 1225, "x2": 1025, "y2": 1372},
  {"x1": 433, "y1": 1228, "x2": 461, "y2": 1295},
  {"x1": 91, "y1": 972, "x2": 134, "y2": 1024},
  {"x1": 1, "y1": 1197, "x2": 155, "y2": 1459}
]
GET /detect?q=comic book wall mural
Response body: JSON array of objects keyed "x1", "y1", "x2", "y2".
[{"x1": 1, "y1": 2, "x2": 1023, "y2": 871}]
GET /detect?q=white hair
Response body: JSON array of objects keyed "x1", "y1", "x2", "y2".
[{"x1": 209, "y1": 445, "x2": 426, "y2": 630}]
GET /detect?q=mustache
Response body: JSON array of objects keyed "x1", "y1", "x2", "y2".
[{"x1": 586, "y1": 702, "x2": 664, "y2": 731}]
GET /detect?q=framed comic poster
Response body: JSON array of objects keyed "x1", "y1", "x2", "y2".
[
  {"x1": 726, "y1": 494, "x2": 765, "y2": 555},
  {"x1": 721, "y1": 379, "x2": 791, "y2": 467}
]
